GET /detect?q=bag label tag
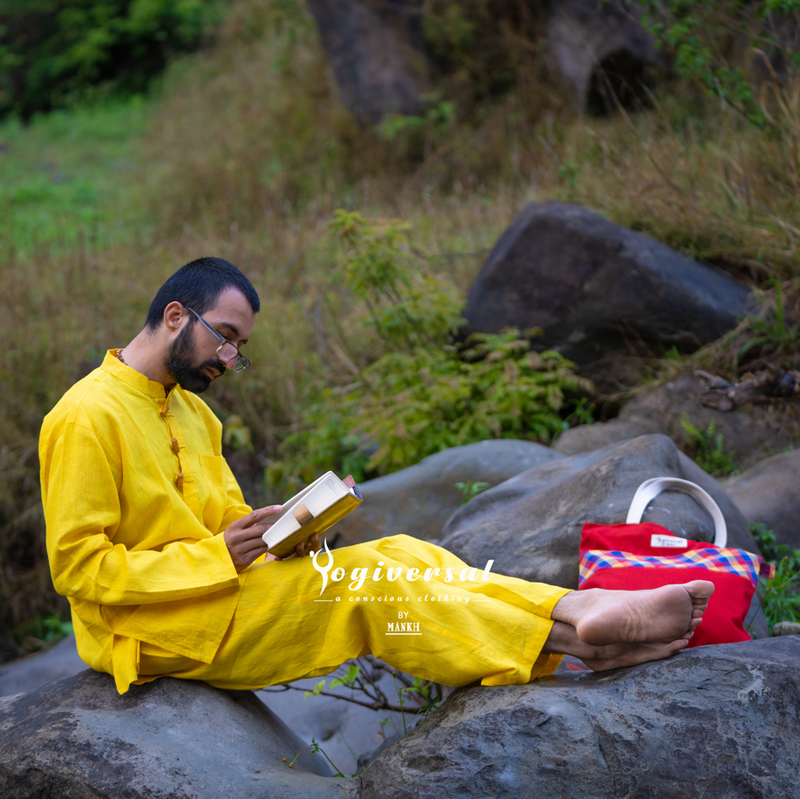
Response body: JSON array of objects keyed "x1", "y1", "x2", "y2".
[{"x1": 651, "y1": 534, "x2": 688, "y2": 548}]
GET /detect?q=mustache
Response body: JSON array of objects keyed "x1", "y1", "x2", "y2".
[{"x1": 198, "y1": 358, "x2": 228, "y2": 377}]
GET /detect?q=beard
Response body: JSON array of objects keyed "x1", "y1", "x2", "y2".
[{"x1": 164, "y1": 323, "x2": 226, "y2": 394}]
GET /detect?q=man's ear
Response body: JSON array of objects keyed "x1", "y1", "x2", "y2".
[{"x1": 163, "y1": 301, "x2": 186, "y2": 333}]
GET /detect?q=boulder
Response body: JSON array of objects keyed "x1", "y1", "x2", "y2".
[
  {"x1": 547, "y1": 0, "x2": 662, "y2": 112},
  {"x1": 439, "y1": 434, "x2": 768, "y2": 639},
  {"x1": 0, "y1": 636, "x2": 409, "y2": 779},
  {"x1": 306, "y1": 0, "x2": 428, "y2": 125},
  {"x1": 0, "y1": 670, "x2": 359, "y2": 799},
  {"x1": 725, "y1": 448, "x2": 800, "y2": 549},
  {"x1": 0, "y1": 635, "x2": 85, "y2": 698},
  {"x1": 331, "y1": 440, "x2": 563, "y2": 547},
  {"x1": 554, "y1": 417, "x2": 661, "y2": 456},
  {"x1": 360, "y1": 636, "x2": 800, "y2": 799},
  {"x1": 462, "y1": 202, "x2": 752, "y2": 374}
]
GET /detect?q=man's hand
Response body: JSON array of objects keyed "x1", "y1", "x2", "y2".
[
  {"x1": 223, "y1": 509, "x2": 323, "y2": 571},
  {"x1": 290, "y1": 533, "x2": 321, "y2": 559},
  {"x1": 224, "y1": 506, "x2": 283, "y2": 571}
]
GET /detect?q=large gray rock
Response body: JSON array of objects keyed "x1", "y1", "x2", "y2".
[
  {"x1": 440, "y1": 435, "x2": 769, "y2": 640},
  {"x1": 331, "y1": 440, "x2": 563, "y2": 547},
  {"x1": 0, "y1": 670, "x2": 359, "y2": 799},
  {"x1": 306, "y1": 0, "x2": 428, "y2": 125},
  {"x1": 725, "y1": 448, "x2": 800, "y2": 549},
  {"x1": 463, "y1": 202, "x2": 752, "y2": 371},
  {"x1": 554, "y1": 417, "x2": 662, "y2": 456},
  {"x1": 547, "y1": 0, "x2": 662, "y2": 112},
  {"x1": 360, "y1": 636, "x2": 800, "y2": 799},
  {"x1": 0, "y1": 636, "x2": 408, "y2": 779},
  {"x1": 0, "y1": 634, "x2": 85, "y2": 698}
]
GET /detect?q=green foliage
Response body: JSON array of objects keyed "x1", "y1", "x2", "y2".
[
  {"x1": 0, "y1": 0, "x2": 223, "y2": 118},
  {"x1": 750, "y1": 523, "x2": 800, "y2": 630},
  {"x1": 635, "y1": 0, "x2": 800, "y2": 127},
  {"x1": 9, "y1": 612, "x2": 73, "y2": 656},
  {"x1": 270, "y1": 211, "x2": 592, "y2": 485},
  {"x1": 560, "y1": 397, "x2": 597, "y2": 431},
  {"x1": 222, "y1": 415, "x2": 254, "y2": 453},
  {"x1": 378, "y1": 95, "x2": 457, "y2": 143},
  {"x1": 680, "y1": 416, "x2": 740, "y2": 476},
  {"x1": 454, "y1": 480, "x2": 491, "y2": 504},
  {"x1": 0, "y1": 95, "x2": 149, "y2": 254}
]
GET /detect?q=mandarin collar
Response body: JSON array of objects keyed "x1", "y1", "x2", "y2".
[{"x1": 101, "y1": 349, "x2": 179, "y2": 403}]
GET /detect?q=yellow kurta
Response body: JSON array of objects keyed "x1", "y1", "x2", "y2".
[
  {"x1": 41, "y1": 350, "x2": 569, "y2": 695},
  {"x1": 40, "y1": 350, "x2": 251, "y2": 693}
]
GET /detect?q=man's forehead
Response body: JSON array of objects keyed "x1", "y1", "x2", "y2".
[{"x1": 205, "y1": 287, "x2": 256, "y2": 338}]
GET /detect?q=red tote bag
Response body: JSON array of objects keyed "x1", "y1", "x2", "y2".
[{"x1": 578, "y1": 477, "x2": 774, "y2": 648}]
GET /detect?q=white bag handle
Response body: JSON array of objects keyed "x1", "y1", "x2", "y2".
[{"x1": 626, "y1": 477, "x2": 728, "y2": 548}]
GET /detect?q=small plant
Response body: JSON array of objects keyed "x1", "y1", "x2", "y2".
[
  {"x1": 283, "y1": 736, "x2": 350, "y2": 778},
  {"x1": 559, "y1": 397, "x2": 597, "y2": 431},
  {"x1": 680, "y1": 416, "x2": 739, "y2": 477},
  {"x1": 454, "y1": 481, "x2": 491, "y2": 504},
  {"x1": 750, "y1": 523, "x2": 800, "y2": 630}
]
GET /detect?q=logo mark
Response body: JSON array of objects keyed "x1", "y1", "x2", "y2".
[{"x1": 311, "y1": 538, "x2": 334, "y2": 595}]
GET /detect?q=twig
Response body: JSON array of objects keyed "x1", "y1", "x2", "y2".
[{"x1": 261, "y1": 683, "x2": 424, "y2": 713}]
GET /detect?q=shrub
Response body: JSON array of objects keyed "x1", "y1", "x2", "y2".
[
  {"x1": 268, "y1": 211, "x2": 592, "y2": 486},
  {"x1": 0, "y1": 0, "x2": 223, "y2": 118}
]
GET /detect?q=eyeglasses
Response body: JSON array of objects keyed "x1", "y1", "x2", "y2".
[{"x1": 183, "y1": 305, "x2": 250, "y2": 373}]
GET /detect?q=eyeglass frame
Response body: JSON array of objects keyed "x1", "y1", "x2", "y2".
[{"x1": 183, "y1": 305, "x2": 250, "y2": 373}]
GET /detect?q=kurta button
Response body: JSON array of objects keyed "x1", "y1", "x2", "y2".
[
  {"x1": 160, "y1": 407, "x2": 169, "y2": 417},
  {"x1": 175, "y1": 473, "x2": 184, "y2": 490},
  {"x1": 171, "y1": 438, "x2": 180, "y2": 454}
]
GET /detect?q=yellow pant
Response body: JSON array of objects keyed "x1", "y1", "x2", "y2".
[{"x1": 137, "y1": 535, "x2": 569, "y2": 689}]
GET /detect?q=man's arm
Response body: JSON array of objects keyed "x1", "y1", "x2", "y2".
[{"x1": 42, "y1": 420, "x2": 252, "y2": 605}]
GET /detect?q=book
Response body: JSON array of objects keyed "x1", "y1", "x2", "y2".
[{"x1": 261, "y1": 471, "x2": 363, "y2": 558}]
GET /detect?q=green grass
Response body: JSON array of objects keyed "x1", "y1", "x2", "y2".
[{"x1": 0, "y1": 97, "x2": 150, "y2": 254}]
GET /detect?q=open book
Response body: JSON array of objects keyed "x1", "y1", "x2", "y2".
[{"x1": 261, "y1": 471, "x2": 363, "y2": 558}]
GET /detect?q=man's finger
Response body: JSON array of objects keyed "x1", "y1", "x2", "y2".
[{"x1": 245, "y1": 505, "x2": 282, "y2": 525}]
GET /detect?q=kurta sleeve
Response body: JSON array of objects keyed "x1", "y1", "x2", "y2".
[
  {"x1": 218, "y1": 456, "x2": 253, "y2": 533},
  {"x1": 42, "y1": 421, "x2": 240, "y2": 606}
]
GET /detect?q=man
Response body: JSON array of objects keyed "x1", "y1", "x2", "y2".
[{"x1": 40, "y1": 257, "x2": 712, "y2": 696}]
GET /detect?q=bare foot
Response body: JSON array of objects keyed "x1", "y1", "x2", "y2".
[
  {"x1": 580, "y1": 640, "x2": 690, "y2": 671},
  {"x1": 552, "y1": 581, "x2": 715, "y2": 647},
  {"x1": 543, "y1": 620, "x2": 690, "y2": 671}
]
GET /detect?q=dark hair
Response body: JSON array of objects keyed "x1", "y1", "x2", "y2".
[{"x1": 145, "y1": 257, "x2": 260, "y2": 330}]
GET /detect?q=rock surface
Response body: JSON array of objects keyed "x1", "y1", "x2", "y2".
[
  {"x1": 360, "y1": 636, "x2": 800, "y2": 799},
  {"x1": 0, "y1": 635, "x2": 85, "y2": 698},
  {"x1": 306, "y1": 0, "x2": 427, "y2": 125},
  {"x1": 0, "y1": 670, "x2": 359, "y2": 799},
  {"x1": 553, "y1": 417, "x2": 662, "y2": 456},
  {"x1": 0, "y1": 635, "x2": 407, "y2": 778},
  {"x1": 555, "y1": 372, "x2": 799, "y2": 471},
  {"x1": 462, "y1": 202, "x2": 752, "y2": 371},
  {"x1": 547, "y1": 0, "x2": 661, "y2": 112},
  {"x1": 618, "y1": 372, "x2": 799, "y2": 470},
  {"x1": 331, "y1": 440, "x2": 563, "y2": 546},
  {"x1": 725, "y1": 448, "x2": 800, "y2": 549}
]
